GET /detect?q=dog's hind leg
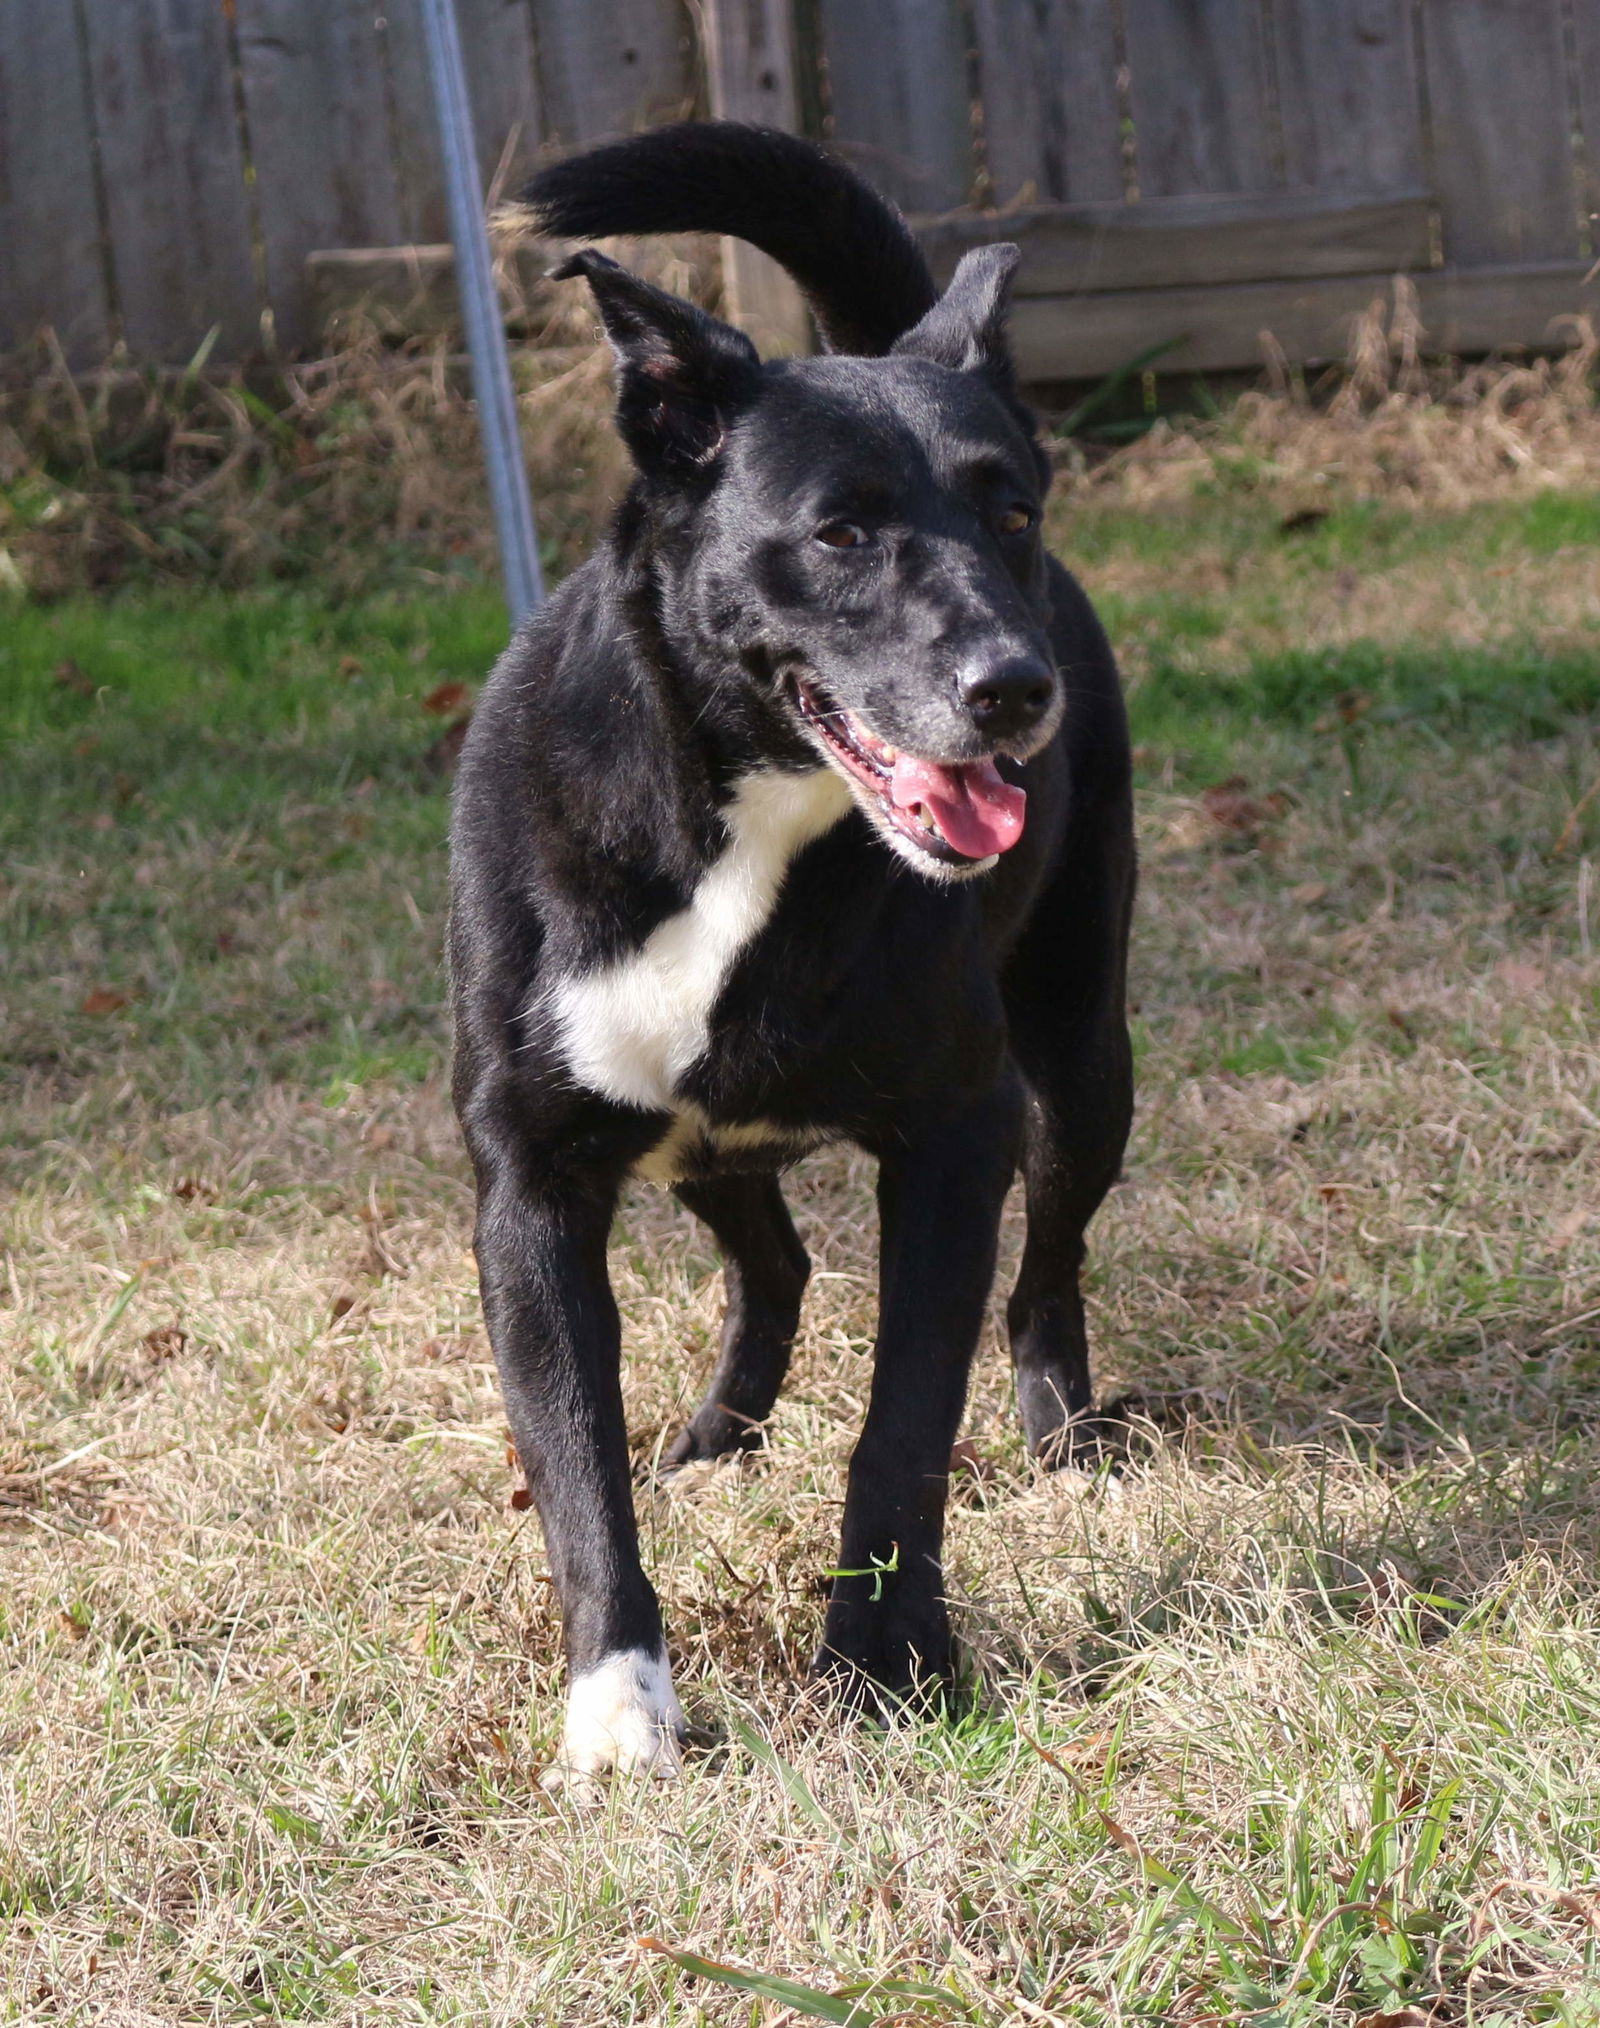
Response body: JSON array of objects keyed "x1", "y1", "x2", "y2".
[
  {"x1": 665, "y1": 1174, "x2": 810, "y2": 1467},
  {"x1": 1001, "y1": 840, "x2": 1135, "y2": 1465},
  {"x1": 1005, "y1": 1038, "x2": 1130, "y2": 1463}
]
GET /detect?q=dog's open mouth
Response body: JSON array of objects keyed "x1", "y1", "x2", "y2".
[{"x1": 792, "y1": 678, "x2": 1026, "y2": 865}]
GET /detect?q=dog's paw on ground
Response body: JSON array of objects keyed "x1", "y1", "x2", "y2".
[
  {"x1": 649, "y1": 1449, "x2": 753, "y2": 1500},
  {"x1": 539, "y1": 1648, "x2": 688, "y2": 1805},
  {"x1": 1032, "y1": 1390, "x2": 1229, "y2": 1475}
]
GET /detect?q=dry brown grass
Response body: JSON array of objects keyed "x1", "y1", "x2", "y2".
[
  {"x1": 1070, "y1": 290, "x2": 1600, "y2": 514},
  {"x1": 5, "y1": 268, "x2": 1597, "y2": 606},
  {"x1": 0, "y1": 233, "x2": 714, "y2": 600}
]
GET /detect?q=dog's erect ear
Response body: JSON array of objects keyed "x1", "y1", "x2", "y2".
[
  {"x1": 890, "y1": 243, "x2": 1021, "y2": 381},
  {"x1": 553, "y1": 248, "x2": 761, "y2": 475}
]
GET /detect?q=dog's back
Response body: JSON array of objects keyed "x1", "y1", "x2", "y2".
[{"x1": 450, "y1": 122, "x2": 1133, "y2": 1793}]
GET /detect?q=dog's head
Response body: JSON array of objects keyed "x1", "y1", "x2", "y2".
[{"x1": 558, "y1": 244, "x2": 1059, "y2": 879}]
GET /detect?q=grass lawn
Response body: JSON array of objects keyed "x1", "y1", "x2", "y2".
[{"x1": 5, "y1": 485, "x2": 1600, "y2": 2024}]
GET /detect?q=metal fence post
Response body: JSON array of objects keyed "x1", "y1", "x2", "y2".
[{"x1": 418, "y1": 0, "x2": 544, "y2": 626}]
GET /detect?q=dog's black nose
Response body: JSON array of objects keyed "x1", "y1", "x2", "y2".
[{"x1": 960, "y1": 657, "x2": 1055, "y2": 740}]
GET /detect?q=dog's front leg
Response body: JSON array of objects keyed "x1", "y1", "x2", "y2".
[
  {"x1": 472, "y1": 1154, "x2": 685, "y2": 1794},
  {"x1": 815, "y1": 1084, "x2": 1022, "y2": 1704}
]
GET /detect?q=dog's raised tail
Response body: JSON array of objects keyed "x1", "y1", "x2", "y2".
[{"x1": 522, "y1": 121, "x2": 939, "y2": 359}]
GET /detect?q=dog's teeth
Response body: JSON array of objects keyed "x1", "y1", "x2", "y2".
[{"x1": 917, "y1": 807, "x2": 937, "y2": 833}]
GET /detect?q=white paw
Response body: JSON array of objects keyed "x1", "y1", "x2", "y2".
[{"x1": 541, "y1": 1647, "x2": 686, "y2": 1802}]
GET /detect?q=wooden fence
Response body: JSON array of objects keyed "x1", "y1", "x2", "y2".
[{"x1": 2, "y1": 0, "x2": 1598, "y2": 379}]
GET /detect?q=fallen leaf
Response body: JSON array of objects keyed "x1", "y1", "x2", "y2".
[
  {"x1": 141, "y1": 1325, "x2": 188, "y2": 1363},
  {"x1": 1313, "y1": 688, "x2": 1373, "y2": 732},
  {"x1": 80, "y1": 988, "x2": 128, "y2": 1015},
  {"x1": 1055, "y1": 1727, "x2": 1115, "y2": 1767},
  {"x1": 1354, "y1": 2009, "x2": 1431, "y2": 2028},
  {"x1": 52, "y1": 657, "x2": 95, "y2": 699},
  {"x1": 1551, "y1": 1206, "x2": 1589, "y2": 1250},
  {"x1": 1200, "y1": 778, "x2": 1290, "y2": 839},
  {"x1": 510, "y1": 1487, "x2": 534, "y2": 1512},
  {"x1": 949, "y1": 1436, "x2": 996, "y2": 1483},
  {"x1": 422, "y1": 680, "x2": 472, "y2": 716},
  {"x1": 329, "y1": 1293, "x2": 357, "y2": 1322},
  {"x1": 423, "y1": 713, "x2": 471, "y2": 778},
  {"x1": 1288, "y1": 879, "x2": 1327, "y2": 904},
  {"x1": 338, "y1": 654, "x2": 364, "y2": 679},
  {"x1": 172, "y1": 1175, "x2": 216, "y2": 1204}
]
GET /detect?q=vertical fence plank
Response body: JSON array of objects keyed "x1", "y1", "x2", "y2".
[
  {"x1": 235, "y1": 0, "x2": 408, "y2": 354},
  {"x1": 1120, "y1": 0, "x2": 1275, "y2": 197},
  {"x1": 529, "y1": 0, "x2": 697, "y2": 149},
  {"x1": 1574, "y1": 0, "x2": 1600, "y2": 254},
  {"x1": 1271, "y1": 0, "x2": 1424, "y2": 194},
  {"x1": 705, "y1": 0, "x2": 812, "y2": 353},
  {"x1": 969, "y1": 0, "x2": 1124, "y2": 206},
  {"x1": 379, "y1": 6, "x2": 454, "y2": 242},
  {"x1": 455, "y1": 0, "x2": 543, "y2": 196},
  {"x1": 818, "y1": 0, "x2": 974, "y2": 213},
  {"x1": 370, "y1": 0, "x2": 543, "y2": 250},
  {"x1": 1419, "y1": 0, "x2": 1578, "y2": 264},
  {"x1": 0, "y1": 0, "x2": 111, "y2": 359},
  {"x1": 79, "y1": 0, "x2": 260, "y2": 357}
]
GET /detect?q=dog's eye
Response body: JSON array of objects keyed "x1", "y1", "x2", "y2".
[
  {"x1": 815, "y1": 521, "x2": 869, "y2": 549},
  {"x1": 998, "y1": 505, "x2": 1036, "y2": 535}
]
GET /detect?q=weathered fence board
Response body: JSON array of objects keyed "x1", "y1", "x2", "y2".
[
  {"x1": 1009, "y1": 260, "x2": 1600, "y2": 381},
  {"x1": 455, "y1": 0, "x2": 543, "y2": 193},
  {"x1": 1420, "y1": 0, "x2": 1579, "y2": 264},
  {"x1": 0, "y1": 0, "x2": 113, "y2": 361},
  {"x1": 371, "y1": 0, "x2": 539, "y2": 243},
  {"x1": 968, "y1": 0, "x2": 1124, "y2": 206},
  {"x1": 705, "y1": 0, "x2": 812, "y2": 354},
  {"x1": 79, "y1": 0, "x2": 261, "y2": 358},
  {"x1": 1119, "y1": 0, "x2": 1275, "y2": 197},
  {"x1": 3, "y1": 0, "x2": 1598, "y2": 372},
  {"x1": 529, "y1": 0, "x2": 697, "y2": 150},
  {"x1": 236, "y1": 0, "x2": 408, "y2": 349},
  {"x1": 1565, "y1": 0, "x2": 1600, "y2": 253},
  {"x1": 919, "y1": 189, "x2": 1432, "y2": 296},
  {"x1": 1272, "y1": 0, "x2": 1426, "y2": 195},
  {"x1": 818, "y1": 0, "x2": 974, "y2": 212},
  {"x1": 375, "y1": 2, "x2": 458, "y2": 242}
]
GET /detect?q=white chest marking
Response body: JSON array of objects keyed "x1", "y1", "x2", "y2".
[{"x1": 547, "y1": 769, "x2": 851, "y2": 1112}]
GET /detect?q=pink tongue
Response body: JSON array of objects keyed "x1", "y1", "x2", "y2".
[{"x1": 888, "y1": 755, "x2": 1027, "y2": 859}]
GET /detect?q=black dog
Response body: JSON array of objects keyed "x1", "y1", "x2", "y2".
[{"x1": 449, "y1": 123, "x2": 1133, "y2": 1791}]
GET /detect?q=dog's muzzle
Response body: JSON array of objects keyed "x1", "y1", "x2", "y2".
[{"x1": 791, "y1": 676, "x2": 1028, "y2": 865}]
